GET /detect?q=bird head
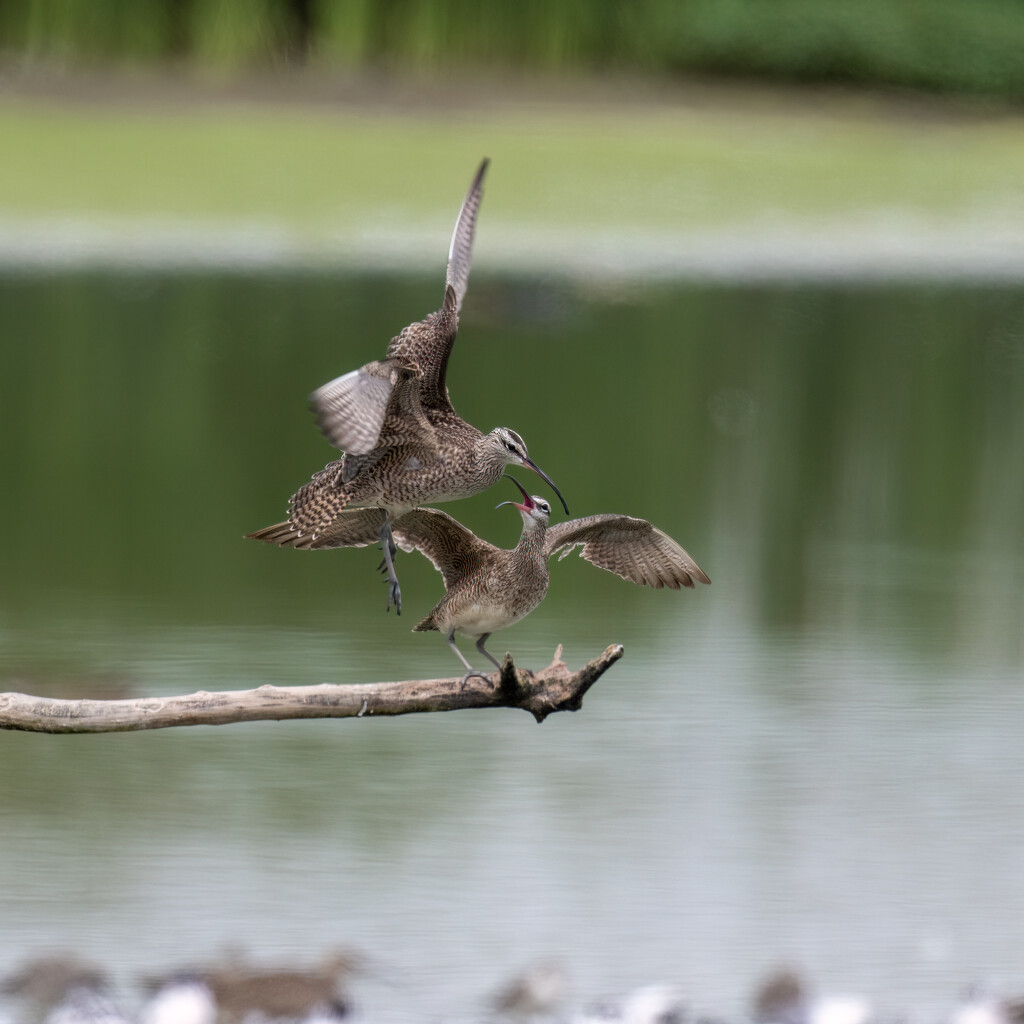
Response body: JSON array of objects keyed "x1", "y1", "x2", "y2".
[
  {"x1": 497, "y1": 474, "x2": 552, "y2": 527},
  {"x1": 487, "y1": 427, "x2": 568, "y2": 514}
]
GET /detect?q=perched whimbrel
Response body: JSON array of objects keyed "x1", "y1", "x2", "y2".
[
  {"x1": 492, "y1": 960, "x2": 570, "y2": 1019},
  {"x1": 2, "y1": 955, "x2": 105, "y2": 1010},
  {"x1": 280, "y1": 477, "x2": 709, "y2": 680},
  {"x1": 573, "y1": 983, "x2": 686, "y2": 1024},
  {"x1": 204, "y1": 951, "x2": 358, "y2": 1022},
  {"x1": 3, "y1": 955, "x2": 132, "y2": 1024},
  {"x1": 752, "y1": 970, "x2": 874, "y2": 1024},
  {"x1": 248, "y1": 159, "x2": 567, "y2": 614}
]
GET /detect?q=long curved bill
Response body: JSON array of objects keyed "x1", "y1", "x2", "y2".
[
  {"x1": 522, "y1": 458, "x2": 569, "y2": 515},
  {"x1": 497, "y1": 474, "x2": 535, "y2": 512}
]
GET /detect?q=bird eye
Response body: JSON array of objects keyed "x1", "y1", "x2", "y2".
[{"x1": 503, "y1": 441, "x2": 516, "y2": 453}]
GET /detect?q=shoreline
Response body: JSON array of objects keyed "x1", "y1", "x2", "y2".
[{"x1": 2, "y1": 214, "x2": 1023, "y2": 282}]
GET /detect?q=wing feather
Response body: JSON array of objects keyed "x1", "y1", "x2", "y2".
[
  {"x1": 309, "y1": 360, "x2": 414, "y2": 455},
  {"x1": 247, "y1": 507, "x2": 386, "y2": 551},
  {"x1": 385, "y1": 160, "x2": 488, "y2": 412},
  {"x1": 446, "y1": 157, "x2": 488, "y2": 315},
  {"x1": 310, "y1": 160, "x2": 489, "y2": 450},
  {"x1": 544, "y1": 515, "x2": 710, "y2": 590},
  {"x1": 391, "y1": 508, "x2": 496, "y2": 590}
]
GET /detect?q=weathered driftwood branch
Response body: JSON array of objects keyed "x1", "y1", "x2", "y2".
[{"x1": 0, "y1": 644, "x2": 624, "y2": 734}]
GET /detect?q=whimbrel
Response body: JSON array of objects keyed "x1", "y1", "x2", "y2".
[
  {"x1": 248, "y1": 159, "x2": 568, "y2": 614},
  {"x1": 280, "y1": 477, "x2": 709, "y2": 681},
  {"x1": 492, "y1": 960, "x2": 570, "y2": 1019},
  {"x1": 204, "y1": 952, "x2": 358, "y2": 1022},
  {"x1": 2, "y1": 955, "x2": 105, "y2": 1010},
  {"x1": 752, "y1": 970, "x2": 874, "y2": 1024},
  {"x1": 574, "y1": 983, "x2": 687, "y2": 1024},
  {"x1": 3, "y1": 956, "x2": 131, "y2": 1024}
]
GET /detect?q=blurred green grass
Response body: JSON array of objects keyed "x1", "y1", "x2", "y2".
[
  {"x1": 2, "y1": 91, "x2": 1023, "y2": 240},
  {"x1": 5, "y1": 0, "x2": 1024, "y2": 98}
]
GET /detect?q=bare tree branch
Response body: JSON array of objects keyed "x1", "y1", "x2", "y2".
[{"x1": 0, "y1": 645, "x2": 624, "y2": 734}]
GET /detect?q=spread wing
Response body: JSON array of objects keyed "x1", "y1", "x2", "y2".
[
  {"x1": 385, "y1": 158, "x2": 488, "y2": 412},
  {"x1": 246, "y1": 506, "x2": 495, "y2": 585},
  {"x1": 391, "y1": 508, "x2": 496, "y2": 590},
  {"x1": 309, "y1": 359, "x2": 416, "y2": 456},
  {"x1": 543, "y1": 515, "x2": 711, "y2": 590},
  {"x1": 310, "y1": 355, "x2": 440, "y2": 461},
  {"x1": 309, "y1": 159, "x2": 488, "y2": 452},
  {"x1": 247, "y1": 507, "x2": 387, "y2": 551},
  {"x1": 445, "y1": 157, "x2": 488, "y2": 316}
]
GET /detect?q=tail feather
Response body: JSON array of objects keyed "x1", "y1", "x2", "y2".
[
  {"x1": 246, "y1": 521, "x2": 318, "y2": 550},
  {"x1": 412, "y1": 615, "x2": 437, "y2": 632}
]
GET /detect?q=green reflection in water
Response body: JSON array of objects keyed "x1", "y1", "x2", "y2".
[{"x1": 2, "y1": 271, "x2": 1021, "y2": 663}]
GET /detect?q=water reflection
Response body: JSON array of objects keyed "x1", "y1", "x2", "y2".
[{"x1": 1, "y1": 272, "x2": 1023, "y2": 1021}]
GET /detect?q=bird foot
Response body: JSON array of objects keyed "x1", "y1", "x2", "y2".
[
  {"x1": 382, "y1": 577, "x2": 402, "y2": 615},
  {"x1": 460, "y1": 669, "x2": 493, "y2": 689}
]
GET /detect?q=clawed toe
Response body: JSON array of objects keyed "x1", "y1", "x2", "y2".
[{"x1": 382, "y1": 579, "x2": 402, "y2": 615}]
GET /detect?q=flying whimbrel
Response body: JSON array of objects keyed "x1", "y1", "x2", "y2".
[
  {"x1": 275, "y1": 477, "x2": 709, "y2": 681},
  {"x1": 248, "y1": 159, "x2": 568, "y2": 614}
]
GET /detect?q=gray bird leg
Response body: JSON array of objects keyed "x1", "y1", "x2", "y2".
[
  {"x1": 447, "y1": 630, "x2": 492, "y2": 686},
  {"x1": 378, "y1": 516, "x2": 402, "y2": 615},
  {"x1": 475, "y1": 634, "x2": 503, "y2": 671}
]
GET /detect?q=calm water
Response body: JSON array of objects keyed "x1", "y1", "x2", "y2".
[{"x1": 1, "y1": 271, "x2": 1023, "y2": 1021}]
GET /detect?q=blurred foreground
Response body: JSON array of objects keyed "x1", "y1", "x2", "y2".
[{"x1": 3, "y1": 950, "x2": 1023, "y2": 1024}]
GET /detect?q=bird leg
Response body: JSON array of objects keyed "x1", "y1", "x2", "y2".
[
  {"x1": 447, "y1": 630, "x2": 493, "y2": 686},
  {"x1": 378, "y1": 516, "x2": 402, "y2": 615},
  {"x1": 475, "y1": 634, "x2": 503, "y2": 671}
]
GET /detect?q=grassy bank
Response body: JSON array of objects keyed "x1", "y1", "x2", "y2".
[
  {"x1": 3, "y1": 85, "x2": 1023, "y2": 225},
  {"x1": 1, "y1": 81, "x2": 1023, "y2": 276}
]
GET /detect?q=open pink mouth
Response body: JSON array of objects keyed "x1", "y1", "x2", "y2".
[{"x1": 497, "y1": 474, "x2": 538, "y2": 515}]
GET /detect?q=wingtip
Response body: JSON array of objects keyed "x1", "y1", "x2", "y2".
[
  {"x1": 459, "y1": 159, "x2": 489, "y2": 203},
  {"x1": 247, "y1": 521, "x2": 308, "y2": 547},
  {"x1": 245, "y1": 525, "x2": 276, "y2": 543}
]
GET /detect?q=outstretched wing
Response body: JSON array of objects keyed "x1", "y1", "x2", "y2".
[
  {"x1": 309, "y1": 159, "x2": 489, "y2": 453},
  {"x1": 247, "y1": 507, "x2": 387, "y2": 551},
  {"x1": 391, "y1": 507, "x2": 496, "y2": 590},
  {"x1": 445, "y1": 157, "x2": 488, "y2": 316},
  {"x1": 543, "y1": 515, "x2": 711, "y2": 590},
  {"x1": 386, "y1": 158, "x2": 489, "y2": 412},
  {"x1": 309, "y1": 359, "x2": 417, "y2": 456}
]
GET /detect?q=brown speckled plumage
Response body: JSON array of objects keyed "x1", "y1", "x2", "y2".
[
  {"x1": 279, "y1": 482, "x2": 710, "y2": 678},
  {"x1": 248, "y1": 159, "x2": 567, "y2": 614},
  {"x1": 206, "y1": 952, "x2": 359, "y2": 1021},
  {"x1": 543, "y1": 514, "x2": 710, "y2": 590},
  {"x1": 407, "y1": 487, "x2": 708, "y2": 677},
  {"x1": 2, "y1": 955, "x2": 105, "y2": 1009}
]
